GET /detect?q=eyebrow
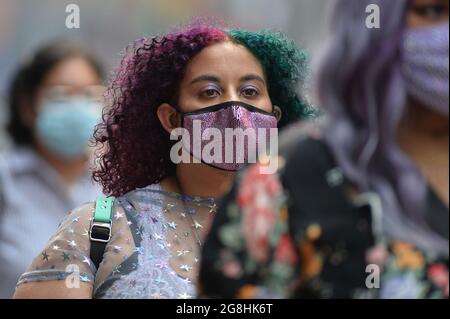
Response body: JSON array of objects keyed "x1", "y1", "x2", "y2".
[
  {"x1": 240, "y1": 74, "x2": 266, "y2": 86},
  {"x1": 189, "y1": 74, "x2": 220, "y2": 85},
  {"x1": 189, "y1": 73, "x2": 266, "y2": 86}
]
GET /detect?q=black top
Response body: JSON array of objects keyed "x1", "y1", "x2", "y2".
[{"x1": 199, "y1": 136, "x2": 449, "y2": 299}]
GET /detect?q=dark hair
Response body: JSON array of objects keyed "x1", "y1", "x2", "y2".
[
  {"x1": 93, "y1": 21, "x2": 313, "y2": 197},
  {"x1": 7, "y1": 40, "x2": 104, "y2": 146}
]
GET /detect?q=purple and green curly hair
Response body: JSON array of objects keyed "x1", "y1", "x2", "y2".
[{"x1": 93, "y1": 21, "x2": 313, "y2": 197}]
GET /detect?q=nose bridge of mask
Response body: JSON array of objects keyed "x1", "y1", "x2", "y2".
[
  {"x1": 232, "y1": 104, "x2": 243, "y2": 128},
  {"x1": 179, "y1": 102, "x2": 249, "y2": 133},
  {"x1": 179, "y1": 100, "x2": 274, "y2": 117}
]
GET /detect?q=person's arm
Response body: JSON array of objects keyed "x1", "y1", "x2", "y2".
[
  {"x1": 13, "y1": 200, "x2": 134, "y2": 299},
  {"x1": 13, "y1": 281, "x2": 92, "y2": 299},
  {"x1": 12, "y1": 203, "x2": 97, "y2": 299}
]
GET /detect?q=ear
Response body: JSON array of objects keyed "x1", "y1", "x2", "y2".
[
  {"x1": 273, "y1": 105, "x2": 282, "y2": 123},
  {"x1": 157, "y1": 103, "x2": 181, "y2": 134}
]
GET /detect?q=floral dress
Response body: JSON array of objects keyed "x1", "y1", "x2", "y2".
[
  {"x1": 199, "y1": 132, "x2": 449, "y2": 299},
  {"x1": 17, "y1": 183, "x2": 217, "y2": 299}
]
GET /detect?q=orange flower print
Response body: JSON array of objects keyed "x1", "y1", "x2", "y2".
[
  {"x1": 392, "y1": 241, "x2": 414, "y2": 254},
  {"x1": 299, "y1": 241, "x2": 322, "y2": 280},
  {"x1": 237, "y1": 285, "x2": 257, "y2": 299},
  {"x1": 279, "y1": 207, "x2": 288, "y2": 222},
  {"x1": 396, "y1": 250, "x2": 424, "y2": 270},
  {"x1": 391, "y1": 241, "x2": 424, "y2": 270}
]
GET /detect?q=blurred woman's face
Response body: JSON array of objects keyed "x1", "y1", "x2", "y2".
[
  {"x1": 176, "y1": 40, "x2": 273, "y2": 113},
  {"x1": 407, "y1": 0, "x2": 449, "y2": 28},
  {"x1": 24, "y1": 57, "x2": 104, "y2": 160},
  {"x1": 35, "y1": 57, "x2": 104, "y2": 109},
  {"x1": 402, "y1": 0, "x2": 449, "y2": 117}
]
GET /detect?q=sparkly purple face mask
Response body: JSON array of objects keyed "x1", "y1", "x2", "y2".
[
  {"x1": 179, "y1": 101, "x2": 278, "y2": 171},
  {"x1": 402, "y1": 22, "x2": 449, "y2": 115}
]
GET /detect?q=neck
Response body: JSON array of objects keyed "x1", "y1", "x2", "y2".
[
  {"x1": 33, "y1": 141, "x2": 88, "y2": 187},
  {"x1": 399, "y1": 100, "x2": 449, "y2": 141},
  {"x1": 162, "y1": 162, "x2": 235, "y2": 199},
  {"x1": 397, "y1": 101, "x2": 449, "y2": 205}
]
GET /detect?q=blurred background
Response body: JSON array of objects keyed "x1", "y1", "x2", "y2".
[{"x1": 0, "y1": 0, "x2": 328, "y2": 150}]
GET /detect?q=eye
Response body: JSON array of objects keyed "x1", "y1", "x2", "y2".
[
  {"x1": 44, "y1": 86, "x2": 69, "y2": 102},
  {"x1": 412, "y1": 3, "x2": 449, "y2": 19},
  {"x1": 241, "y1": 87, "x2": 259, "y2": 97},
  {"x1": 201, "y1": 88, "x2": 220, "y2": 98}
]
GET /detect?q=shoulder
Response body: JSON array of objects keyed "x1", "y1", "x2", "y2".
[
  {"x1": 279, "y1": 119, "x2": 329, "y2": 161},
  {"x1": 58, "y1": 202, "x2": 96, "y2": 230},
  {"x1": 115, "y1": 183, "x2": 162, "y2": 215},
  {"x1": 277, "y1": 119, "x2": 340, "y2": 188},
  {"x1": 65, "y1": 196, "x2": 124, "y2": 225},
  {"x1": 64, "y1": 198, "x2": 127, "y2": 243},
  {"x1": 0, "y1": 147, "x2": 39, "y2": 174}
]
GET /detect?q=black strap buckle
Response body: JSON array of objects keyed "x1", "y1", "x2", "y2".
[{"x1": 89, "y1": 221, "x2": 112, "y2": 243}]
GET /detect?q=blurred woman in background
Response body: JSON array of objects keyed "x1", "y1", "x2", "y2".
[
  {"x1": 0, "y1": 41, "x2": 105, "y2": 298},
  {"x1": 199, "y1": 0, "x2": 449, "y2": 298}
]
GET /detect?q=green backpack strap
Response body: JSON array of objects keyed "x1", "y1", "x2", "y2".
[{"x1": 89, "y1": 196, "x2": 115, "y2": 269}]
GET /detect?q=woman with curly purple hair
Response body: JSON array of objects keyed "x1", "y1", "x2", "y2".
[{"x1": 13, "y1": 20, "x2": 313, "y2": 298}]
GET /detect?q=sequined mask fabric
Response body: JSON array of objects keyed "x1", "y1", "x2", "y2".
[
  {"x1": 181, "y1": 101, "x2": 278, "y2": 171},
  {"x1": 402, "y1": 22, "x2": 449, "y2": 115},
  {"x1": 17, "y1": 183, "x2": 217, "y2": 299}
]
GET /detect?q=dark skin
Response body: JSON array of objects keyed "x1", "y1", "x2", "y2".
[{"x1": 398, "y1": 0, "x2": 449, "y2": 206}]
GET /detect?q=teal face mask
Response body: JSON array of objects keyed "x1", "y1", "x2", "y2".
[{"x1": 35, "y1": 98, "x2": 102, "y2": 159}]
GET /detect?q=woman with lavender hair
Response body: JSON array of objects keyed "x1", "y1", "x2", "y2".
[
  {"x1": 12, "y1": 20, "x2": 312, "y2": 298},
  {"x1": 199, "y1": 0, "x2": 449, "y2": 298}
]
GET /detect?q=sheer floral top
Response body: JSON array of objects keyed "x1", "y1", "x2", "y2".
[{"x1": 16, "y1": 183, "x2": 217, "y2": 299}]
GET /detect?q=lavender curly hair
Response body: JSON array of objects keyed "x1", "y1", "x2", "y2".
[
  {"x1": 317, "y1": 0, "x2": 448, "y2": 255},
  {"x1": 93, "y1": 20, "x2": 312, "y2": 197}
]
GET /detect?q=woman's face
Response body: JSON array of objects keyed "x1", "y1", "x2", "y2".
[
  {"x1": 407, "y1": 0, "x2": 449, "y2": 28},
  {"x1": 35, "y1": 57, "x2": 104, "y2": 110},
  {"x1": 176, "y1": 40, "x2": 272, "y2": 113},
  {"x1": 21, "y1": 56, "x2": 104, "y2": 160},
  {"x1": 23, "y1": 56, "x2": 104, "y2": 128}
]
